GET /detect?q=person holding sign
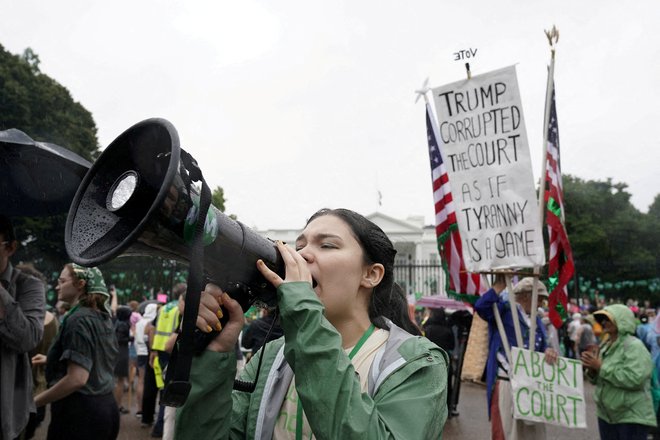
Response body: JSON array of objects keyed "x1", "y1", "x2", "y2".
[
  {"x1": 475, "y1": 276, "x2": 558, "y2": 440},
  {"x1": 176, "y1": 209, "x2": 448, "y2": 439},
  {"x1": 581, "y1": 304, "x2": 657, "y2": 440}
]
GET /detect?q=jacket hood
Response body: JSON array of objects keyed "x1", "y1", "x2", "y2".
[
  {"x1": 142, "y1": 303, "x2": 158, "y2": 322},
  {"x1": 602, "y1": 304, "x2": 636, "y2": 335}
]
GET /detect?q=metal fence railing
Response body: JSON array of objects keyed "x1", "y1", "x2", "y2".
[{"x1": 393, "y1": 258, "x2": 445, "y2": 298}]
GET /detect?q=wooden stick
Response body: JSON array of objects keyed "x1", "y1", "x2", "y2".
[
  {"x1": 493, "y1": 303, "x2": 512, "y2": 365},
  {"x1": 506, "y1": 275, "x2": 524, "y2": 348},
  {"x1": 528, "y1": 268, "x2": 541, "y2": 349}
]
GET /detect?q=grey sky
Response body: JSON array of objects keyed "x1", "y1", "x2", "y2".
[{"x1": 2, "y1": 0, "x2": 659, "y2": 229}]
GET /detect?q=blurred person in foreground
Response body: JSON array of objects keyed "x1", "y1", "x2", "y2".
[
  {"x1": 0, "y1": 216, "x2": 45, "y2": 439},
  {"x1": 582, "y1": 304, "x2": 656, "y2": 440}
]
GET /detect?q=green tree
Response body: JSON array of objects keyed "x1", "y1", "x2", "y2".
[
  {"x1": 212, "y1": 185, "x2": 227, "y2": 212},
  {"x1": 0, "y1": 44, "x2": 100, "y2": 161},
  {"x1": 563, "y1": 175, "x2": 657, "y2": 299},
  {"x1": 649, "y1": 194, "x2": 660, "y2": 220},
  {"x1": 1, "y1": 43, "x2": 101, "y2": 301},
  {"x1": 212, "y1": 185, "x2": 236, "y2": 219}
]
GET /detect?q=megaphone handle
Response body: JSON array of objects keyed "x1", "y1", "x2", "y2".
[
  {"x1": 162, "y1": 166, "x2": 212, "y2": 406},
  {"x1": 189, "y1": 281, "x2": 251, "y2": 354}
]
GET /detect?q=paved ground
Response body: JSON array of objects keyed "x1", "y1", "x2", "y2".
[
  {"x1": 443, "y1": 381, "x2": 600, "y2": 439},
  {"x1": 33, "y1": 379, "x2": 602, "y2": 439}
]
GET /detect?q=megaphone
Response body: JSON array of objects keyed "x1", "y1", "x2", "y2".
[{"x1": 65, "y1": 118, "x2": 284, "y2": 312}]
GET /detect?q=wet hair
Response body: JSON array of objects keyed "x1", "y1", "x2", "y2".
[
  {"x1": 0, "y1": 215, "x2": 16, "y2": 242},
  {"x1": 306, "y1": 208, "x2": 420, "y2": 335}
]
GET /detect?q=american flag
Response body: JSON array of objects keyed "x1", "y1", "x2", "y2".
[
  {"x1": 425, "y1": 104, "x2": 487, "y2": 302},
  {"x1": 545, "y1": 87, "x2": 575, "y2": 328}
]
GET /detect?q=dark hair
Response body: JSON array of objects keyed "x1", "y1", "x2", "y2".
[
  {"x1": 306, "y1": 208, "x2": 420, "y2": 336},
  {"x1": 0, "y1": 215, "x2": 16, "y2": 242},
  {"x1": 116, "y1": 305, "x2": 132, "y2": 321},
  {"x1": 427, "y1": 307, "x2": 447, "y2": 326}
]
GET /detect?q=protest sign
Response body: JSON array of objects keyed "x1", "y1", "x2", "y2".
[
  {"x1": 510, "y1": 347, "x2": 586, "y2": 428},
  {"x1": 432, "y1": 66, "x2": 545, "y2": 271}
]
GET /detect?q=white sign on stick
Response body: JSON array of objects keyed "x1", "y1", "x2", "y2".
[
  {"x1": 510, "y1": 347, "x2": 586, "y2": 428},
  {"x1": 432, "y1": 66, "x2": 545, "y2": 271}
]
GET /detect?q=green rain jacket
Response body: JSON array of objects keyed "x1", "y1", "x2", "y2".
[
  {"x1": 590, "y1": 304, "x2": 657, "y2": 427},
  {"x1": 176, "y1": 282, "x2": 448, "y2": 439}
]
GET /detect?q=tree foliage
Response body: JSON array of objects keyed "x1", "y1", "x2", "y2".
[
  {"x1": 0, "y1": 44, "x2": 100, "y2": 161},
  {"x1": 212, "y1": 185, "x2": 237, "y2": 220},
  {"x1": 2, "y1": 43, "x2": 102, "y2": 304},
  {"x1": 212, "y1": 185, "x2": 227, "y2": 212},
  {"x1": 563, "y1": 175, "x2": 660, "y2": 300}
]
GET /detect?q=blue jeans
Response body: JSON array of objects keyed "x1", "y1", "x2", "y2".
[{"x1": 598, "y1": 417, "x2": 649, "y2": 440}]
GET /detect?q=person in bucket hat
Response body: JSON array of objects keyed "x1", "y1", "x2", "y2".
[{"x1": 34, "y1": 263, "x2": 120, "y2": 439}]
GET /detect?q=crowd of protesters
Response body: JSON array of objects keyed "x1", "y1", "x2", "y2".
[
  {"x1": 453, "y1": 275, "x2": 659, "y2": 440},
  {"x1": 3, "y1": 206, "x2": 660, "y2": 440},
  {"x1": 0, "y1": 214, "x2": 199, "y2": 439}
]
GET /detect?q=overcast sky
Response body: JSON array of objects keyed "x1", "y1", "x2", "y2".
[{"x1": 2, "y1": 0, "x2": 659, "y2": 230}]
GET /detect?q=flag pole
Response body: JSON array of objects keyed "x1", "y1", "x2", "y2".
[
  {"x1": 506, "y1": 275, "x2": 524, "y2": 348},
  {"x1": 529, "y1": 26, "x2": 559, "y2": 350}
]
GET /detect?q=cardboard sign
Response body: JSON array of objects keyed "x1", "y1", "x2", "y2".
[
  {"x1": 432, "y1": 66, "x2": 545, "y2": 271},
  {"x1": 510, "y1": 347, "x2": 586, "y2": 428}
]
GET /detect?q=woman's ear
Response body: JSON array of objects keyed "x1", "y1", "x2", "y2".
[
  {"x1": 76, "y1": 279, "x2": 87, "y2": 292},
  {"x1": 361, "y1": 263, "x2": 385, "y2": 289}
]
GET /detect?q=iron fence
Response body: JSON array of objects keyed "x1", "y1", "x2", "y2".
[{"x1": 393, "y1": 258, "x2": 445, "y2": 298}]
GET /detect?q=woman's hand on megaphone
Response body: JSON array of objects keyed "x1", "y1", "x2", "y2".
[
  {"x1": 197, "y1": 284, "x2": 244, "y2": 353},
  {"x1": 257, "y1": 240, "x2": 312, "y2": 287}
]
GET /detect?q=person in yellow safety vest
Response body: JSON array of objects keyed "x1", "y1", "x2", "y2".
[
  {"x1": 149, "y1": 283, "x2": 186, "y2": 438},
  {"x1": 151, "y1": 301, "x2": 180, "y2": 388}
]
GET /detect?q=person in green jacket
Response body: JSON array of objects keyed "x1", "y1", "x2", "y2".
[
  {"x1": 581, "y1": 303, "x2": 657, "y2": 439},
  {"x1": 176, "y1": 208, "x2": 449, "y2": 439}
]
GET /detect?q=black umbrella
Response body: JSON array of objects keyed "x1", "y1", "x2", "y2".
[{"x1": 0, "y1": 128, "x2": 91, "y2": 217}]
